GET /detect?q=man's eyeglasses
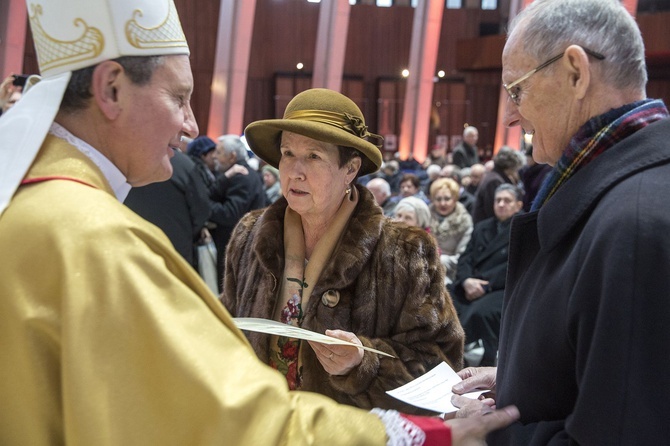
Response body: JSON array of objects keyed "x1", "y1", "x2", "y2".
[{"x1": 503, "y1": 47, "x2": 605, "y2": 105}]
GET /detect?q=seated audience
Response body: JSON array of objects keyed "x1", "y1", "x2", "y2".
[
  {"x1": 366, "y1": 177, "x2": 396, "y2": 216},
  {"x1": 449, "y1": 184, "x2": 524, "y2": 366},
  {"x1": 472, "y1": 146, "x2": 524, "y2": 224},
  {"x1": 393, "y1": 196, "x2": 432, "y2": 230},
  {"x1": 428, "y1": 178, "x2": 473, "y2": 285},
  {"x1": 390, "y1": 173, "x2": 430, "y2": 205}
]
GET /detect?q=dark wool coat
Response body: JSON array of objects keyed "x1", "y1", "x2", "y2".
[
  {"x1": 124, "y1": 151, "x2": 211, "y2": 267},
  {"x1": 491, "y1": 117, "x2": 670, "y2": 445},
  {"x1": 222, "y1": 185, "x2": 464, "y2": 413}
]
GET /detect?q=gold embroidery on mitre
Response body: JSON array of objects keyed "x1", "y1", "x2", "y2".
[
  {"x1": 29, "y1": 4, "x2": 105, "y2": 72},
  {"x1": 125, "y1": 0, "x2": 187, "y2": 49}
]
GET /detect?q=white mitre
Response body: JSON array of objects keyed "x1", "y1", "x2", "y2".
[{"x1": 0, "y1": 0, "x2": 189, "y2": 216}]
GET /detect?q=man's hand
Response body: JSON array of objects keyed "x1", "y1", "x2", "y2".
[
  {"x1": 446, "y1": 405, "x2": 519, "y2": 446},
  {"x1": 224, "y1": 164, "x2": 249, "y2": 178},
  {"x1": 462, "y1": 278, "x2": 489, "y2": 301},
  {"x1": 451, "y1": 367, "x2": 498, "y2": 419}
]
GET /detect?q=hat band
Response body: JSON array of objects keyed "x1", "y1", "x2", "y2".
[{"x1": 284, "y1": 109, "x2": 383, "y2": 148}]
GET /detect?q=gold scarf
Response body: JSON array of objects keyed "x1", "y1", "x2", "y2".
[{"x1": 269, "y1": 186, "x2": 359, "y2": 389}]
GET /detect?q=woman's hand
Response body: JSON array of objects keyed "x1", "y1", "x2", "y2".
[{"x1": 308, "y1": 329, "x2": 364, "y2": 376}]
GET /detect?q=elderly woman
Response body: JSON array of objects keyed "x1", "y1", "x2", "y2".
[
  {"x1": 221, "y1": 88, "x2": 464, "y2": 412},
  {"x1": 393, "y1": 196, "x2": 432, "y2": 230},
  {"x1": 261, "y1": 164, "x2": 282, "y2": 203},
  {"x1": 429, "y1": 178, "x2": 473, "y2": 284}
]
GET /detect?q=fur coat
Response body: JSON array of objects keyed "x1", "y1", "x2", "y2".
[{"x1": 222, "y1": 185, "x2": 464, "y2": 413}]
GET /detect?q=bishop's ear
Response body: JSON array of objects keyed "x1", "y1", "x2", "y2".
[{"x1": 91, "y1": 60, "x2": 125, "y2": 120}]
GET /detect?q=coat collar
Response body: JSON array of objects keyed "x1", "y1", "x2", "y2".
[
  {"x1": 251, "y1": 184, "x2": 385, "y2": 292},
  {"x1": 537, "y1": 118, "x2": 670, "y2": 251},
  {"x1": 24, "y1": 134, "x2": 115, "y2": 196}
]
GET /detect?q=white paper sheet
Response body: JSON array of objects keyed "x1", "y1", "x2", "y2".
[
  {"x1": 233, "y1": 317, "x2": 396, "y2": 358},
  {"x1": 386, "y1": 362, "x2": 489, "y2": 414}
]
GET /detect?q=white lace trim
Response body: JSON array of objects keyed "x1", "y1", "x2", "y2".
[
  {"x1": 371, "y1": 409, "x2": 426, "y2": 446},
  {"x1": 48, "y1": 122, "x2": 131, "y2": 202}
]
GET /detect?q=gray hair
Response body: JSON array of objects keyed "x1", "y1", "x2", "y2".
[
  {"x1": 60, "y1": 56, "x2": 165, "y2": 112},
  {"x1": 394, "y1": 196, "x2": 432, "y2": 229},
  {"x1": 463, "y1": 126, "x2": 478, "y2": 137},
  {"x1": 366, "y1": 177, "x2": 391, "y2": 196},
  {"x1": 494, "y1": 146, "x2": 524, "y2": 172},
  {"x1": 509, "y1": 0, "x2": 646, "y2": 92},
  {"x1": 495, "y1": 183, "x2": 524, "y2": 202},
  {"x1": 218, "y1": 134, "x2": 249, "y2": 161}
]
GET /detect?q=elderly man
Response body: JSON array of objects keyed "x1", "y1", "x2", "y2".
[
  {"x1": 452, "y1": 126, "x2": 480, "y2": 168},
  {"x1": 365, "y1": 177, "x2": 396, "y2": 216},
  {"x1": 449, "y1": 184, "x2": 523, "y2": 367},
  {"x1": 464, "y1": 163, "x2": 485, "y2": 196},
  {"x1": 452, "y1": 0, "x2": 670, "y2": 444},
  {"x1": 209, "y1": 134, "x2": 266, "y2": 289}
]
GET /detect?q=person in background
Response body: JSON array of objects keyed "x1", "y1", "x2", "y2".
[
  {"x1": 124, "y1": 150, "x2": 211, "y2": 268},
  {"x1": 365, "y1": 176, "x2": 397, "y2": 216},
  {"x1": 262, "y1": 164, "x2": 282, "y2": 203},
  {"x1": 464, "y1": 163, "x2": 485, "y2": 196},
  {"x1": 209, "y1": 134, "x2": 267, "y2": 290},
  {"x1": 0, "y1": 0, "x2": 519, "y2": 444},
  {"x1": 187, "y1": 135, "x2": 218, "y2": 187},
  {"x1": 440, "y1": 164, "x2": 475, "y2": 214},
  {"x1": 452, "y1": 126, "x2": 480, "y2": 168},
  {"x1": 472, "y1": 146, "x2": 524, "y2": 224},
  {"x1": 453, "y1": 0, "x2": 670, "y2": 443},
  {"x1": 422, "y1": 163, "x2": 442, "y2": 196},
  {"x1": 390, "y1": 173, "x2": 430, "y2": 205},
  {"x1": 428, "y1": 178, "x2": 473, "y2": 285},
  {"x1": 380, "y1": 159, "x2": 402, "y2": 194},
  {"x1": 222, "y1": 88, "x2": 466, "y2": 415},
  {"x1": 393, "y1": 196, "x2": 432, "y2": 230},
  {"x1": 449, "y1": 184, "x2": 523, "y2": 367},
  {"x1": 0, "y1": 74, "x2": 24, "y2": 116}
]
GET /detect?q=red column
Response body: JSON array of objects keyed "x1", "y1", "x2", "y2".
[
  {"x1": 398, "y1": 0, "x2": 443, "y2": 164},
  {"x1": 312, "y1": 0, "x2": 351, "y2": 92},
  {"x1": 207, "y1": 0, "x2": 257, "y2": 138},
  {"x1": 0, "y1": 0, "x2": 28, "y2": 78}
]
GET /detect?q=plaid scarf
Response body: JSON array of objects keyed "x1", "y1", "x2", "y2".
[{"x1": 532, "y1": 99, "x2": 669, "y2": 210}]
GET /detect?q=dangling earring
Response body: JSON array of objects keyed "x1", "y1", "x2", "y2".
[{"x1": 345, "y1": 187, "x2": 351, "y2": 195}]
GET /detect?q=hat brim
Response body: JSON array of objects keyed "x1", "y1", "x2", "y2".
[{"x1": 245, "y1": 119, "x2": 382, "y2": 176}]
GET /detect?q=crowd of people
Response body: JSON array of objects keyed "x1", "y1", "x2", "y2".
[{"x1": 2, "y1": 0, "x2": 668, "y2": 444}]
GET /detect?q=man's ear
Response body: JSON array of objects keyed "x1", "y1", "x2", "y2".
[
  {"x1": 90, "y1": 60, "x2": 124, "y2": 120},
  {"x1": 563, "y1": 45, "x2": 591, "y2": 101}
]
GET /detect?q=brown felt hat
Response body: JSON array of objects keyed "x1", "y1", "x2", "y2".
[{"x1": 244, "y1": 88, "x2": 383, "y2": 176}]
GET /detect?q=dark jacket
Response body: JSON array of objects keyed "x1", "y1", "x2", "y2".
[
  {"x1": 451, "y1": 216, "x2": 512, "y2": 300},
  {"x1": 221, "y1": 185, "x2": 464, "y2": 413},
  {"x1": 124, "y1": 151, "x2": 211, "y2": 267},
  {"x1": 492, "y1": 117, "x2": 670, "y2": 445},
  {"x1": 452, "y1": 141, "x2": 479, "y2": 168},
  {"x1": 519, "y1": 163, "x2": 552, "y2": 212},
  {"x1": 209, "y1": 160, "x2": 267, "y2": 287},
  {"x1": 472, "y1": 167, "x2": 514, "y2": 224}
]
